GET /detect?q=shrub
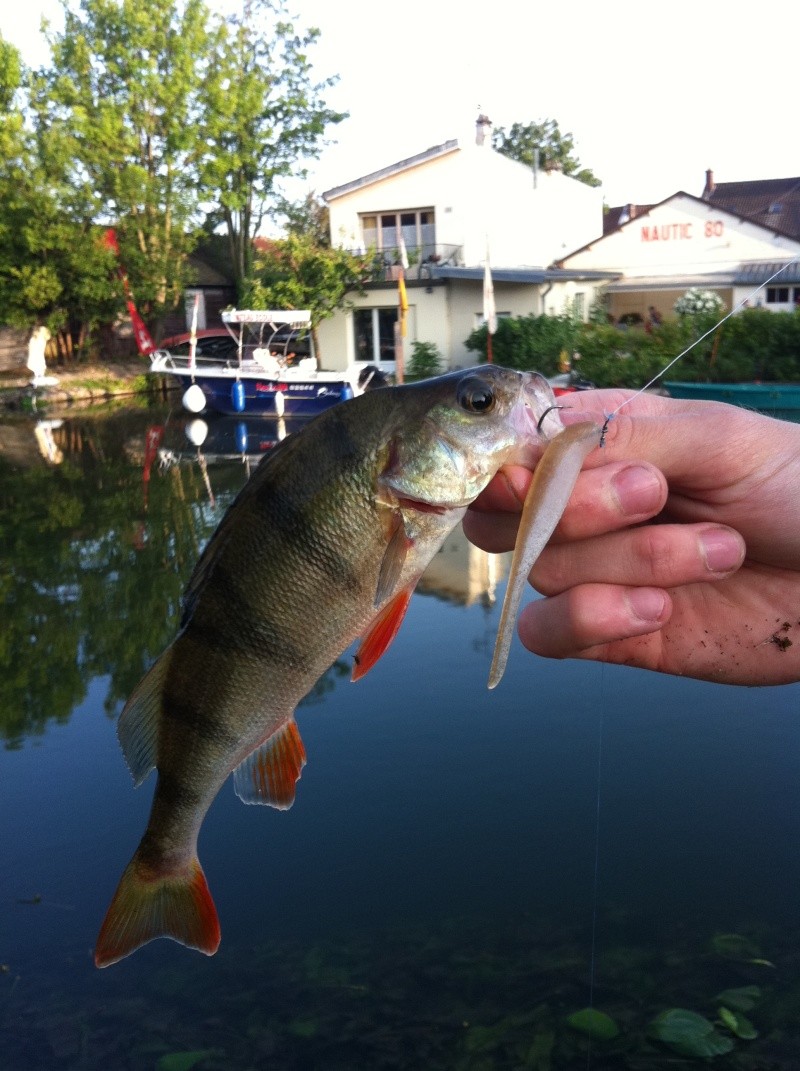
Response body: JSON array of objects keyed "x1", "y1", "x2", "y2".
[{"x1": 406, "y1": 340, "x2": 443, "y2": 380}]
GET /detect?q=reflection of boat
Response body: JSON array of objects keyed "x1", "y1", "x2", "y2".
[
  {"x1": 158, "y1": 414, "x2": 312, "y2": 468},
  {"x1": 150, "y1": 310, "x2": 362, "y2": 417},
  {"x1": 665, "y1": 381, "x2": 800, "y2": 411}
]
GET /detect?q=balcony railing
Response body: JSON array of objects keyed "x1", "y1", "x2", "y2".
[{"x1": 350, "y1": 244, "x2": 463, "y2": 283}]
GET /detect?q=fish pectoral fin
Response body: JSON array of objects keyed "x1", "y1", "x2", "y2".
[
  {"x1": 117, "y1": 650, "x2": 171, "y2": 785},
  {"x1": 375, "y1": 511, "x2": 411, "y2": 607},
  {"x1": 352, "y1": 586, "x2": 414, "y2": 682},
  {"x1": 233, "y1": 718, "x2": 307, "y2": 810}
]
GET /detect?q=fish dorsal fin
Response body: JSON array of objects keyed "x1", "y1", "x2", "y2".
[
  {"x1": 375, "y1": 512, "x2": 411, "y2": 607},
  {"x1": 233, "y1": 718, "x2": 307, "y2": 810},
  {"x1": 352, "y1": 586, "x2": 414, "y2": 682},
  {"x1": 117, "y1": 651, "x2": 171, "y2": 786}
]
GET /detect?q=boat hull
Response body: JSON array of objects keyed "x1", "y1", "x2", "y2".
[
  {"x1": 193, "y1": 372, "x2": 355, "y2": 416},
  {"x1": 150, "y1": 360, "x2": 357, "y2": 416},
  {"x1": 665, "y1": 381, "x2": 800, "y2": 412}
]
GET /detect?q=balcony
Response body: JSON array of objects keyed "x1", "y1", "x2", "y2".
[{"x1": 351, "y1": 244, "x2": 463, "y2": 284}]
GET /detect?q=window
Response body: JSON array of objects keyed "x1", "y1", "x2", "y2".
[
  {"x1": 354, "y1": 308, "x2": 401, "y2": 364},
  {"x1": 360, "y1": 209, "x2": 436, "y2": 260},
  {"x1": 474, "y1": 311, "x2": 511, "y2": 329},
  {"x1": 766, "y1": 287, "x2": 790, "y2": 304}
]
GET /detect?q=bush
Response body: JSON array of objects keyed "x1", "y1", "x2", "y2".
[
  {"x1": 464, "y1": 313, "x2": 578, "y2": 374},
  {"x1": 462, "y1": 309, "x2": 800, "y2": 387},
  {"x1": 406, "y1": 340, "x2": 443, "y2": 380}
]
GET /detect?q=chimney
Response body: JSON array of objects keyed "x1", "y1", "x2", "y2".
[
  {"x1": 702, "y1": 169, "x2": 715, "y2": 199},
  {"x1": 476, "y1": 113, "x2": 492, "y2": 147}
]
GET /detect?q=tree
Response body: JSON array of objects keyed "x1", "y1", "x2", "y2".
[
  {"x1": 29, "y1": 0, "x2": 214, "y2": 335},
  {"x1": 249, "y1": 233, "x2": 367, "y2": 358},
  {"x1": 0, "y1": 34, "x2": 118, "y2": 357},
  {"x1": 199, "y1": 0, "x2": 346, "y2": 300},
  {"x1": 492, "y1": 119, "x2": 601, "y2": 188},
  {"x1": 280, "y1": 191, "x2": 331, "y2": 247}
]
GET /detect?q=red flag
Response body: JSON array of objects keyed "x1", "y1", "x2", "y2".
[
  {"x1": 104, "y1": 228, "x2": 156, "y2": 355},
  {"x1": 127, "y1": 299, "x2": 156, "y2": 356}
]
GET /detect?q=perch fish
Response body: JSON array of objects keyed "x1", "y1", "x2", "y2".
[{"x1": 94, "y1": 365, "x2": 600, "y2": 967}]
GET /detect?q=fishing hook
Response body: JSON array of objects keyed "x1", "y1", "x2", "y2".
[{"x1": 537, "y1": 404, "x2": 565, "y2": 433}]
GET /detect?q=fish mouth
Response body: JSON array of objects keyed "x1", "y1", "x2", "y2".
[
  {"x1": 394, "y1": 494, "x2": 452, "y2": 516},
  {"x1": 505, "y1": 372, "x2": 565, "y2": 468}
]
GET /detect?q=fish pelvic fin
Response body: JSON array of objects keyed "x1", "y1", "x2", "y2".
[
  {"x1": 352, "y1": 586, "x2": 414, "y2": 682},
  {"x1": 118, "y1": 650, "x2": 172, "y2": 785},
  {"x1": 233, "y1": 717, "x2": 307, "y2": 809},
  {"x1": 94, "y1": 852, "x2": 220, "y2": 968}
]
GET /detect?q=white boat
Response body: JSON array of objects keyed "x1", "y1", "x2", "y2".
[{"x1": 149, "y1": 309, "x2": 363, "y2": 417}]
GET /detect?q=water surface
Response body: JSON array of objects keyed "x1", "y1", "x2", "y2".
[{"x1": 2, "y1": 405, "x2": 799, "y2": 1069}]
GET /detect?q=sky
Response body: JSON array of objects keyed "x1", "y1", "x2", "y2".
[{"x1": 4, "y1": 0, "x2": 799, "y2": 210}]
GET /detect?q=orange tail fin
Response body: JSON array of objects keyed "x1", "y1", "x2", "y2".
[{"x1": 94, "y1": 853, "x2": 220, "y2": 968}]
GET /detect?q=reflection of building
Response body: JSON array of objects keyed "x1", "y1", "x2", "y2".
[{"x1": 417, "y1": 526, "x2": 508, "y2": 607}]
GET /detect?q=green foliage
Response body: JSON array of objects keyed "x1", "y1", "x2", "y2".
[
  {"x1": 156, "y1": 1051, "x2": 222, "y2": 1071},
  {"x1": 249, "y1": 233, "x2": 368, "y2": 359},
  {"x1": 565, "y1": 1007, "x2": 619, "y2": 1040},
  {"x1": 492, "y1": 119, "x2": 601, "y2": 187},
  {"x1": 0, "y1": 1, "x2": 344, "y2": 350},
  {"x1": 649, "y1": 1008, "x2": 734, "y2": 1058},
  {"x1": 406, "y1": 340, "x2": 443, "y2": 380},
  {"x1": 0, "y1": 36, "x2": 118, "y2": 354},
  {"x1": 29, "y1": 0, "x2": 213, "y2": 330},
  {"x1": 280, "y1": 191, "x2": 331, "y2": 247},
  {"x1": 198, "y1": 0, "x2": 346, "y2": 298},
  {"x1": 717, "y1": 1006, "x2": 758, "y2": 1039},
  {"x1": 715, "y1": 986, "x2": 762, "y2": 1011},
  {"x1": 465, "y1": 314, "x2": 579, "y2": 374},
  {"x1": 464, "y1": 309, "x2": 800, "y2": 387}
]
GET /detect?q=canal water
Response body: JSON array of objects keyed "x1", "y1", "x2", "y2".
[{"x1": 2, "y1": 402, "x2": 799, "y2": 1069}]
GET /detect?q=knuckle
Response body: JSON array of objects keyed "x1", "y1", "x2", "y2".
[{"x1": 634, "y1": 525, "x2": 685, "y2": 579}]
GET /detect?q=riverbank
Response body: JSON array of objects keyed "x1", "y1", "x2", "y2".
[{"x1": 0, "y1": 357, "x2": 173, "y2": 410}]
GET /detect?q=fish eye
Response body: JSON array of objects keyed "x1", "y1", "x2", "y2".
[{"x1": 457, "y1": 377, "x2": 496, "y2": 414}]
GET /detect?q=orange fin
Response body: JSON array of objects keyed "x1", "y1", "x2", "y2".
[
  {"x1": 375, "y1": 512, "x2": 411, "y2": 606},
  {"x1": 352, "y1": 587, "x2": 413, "y2": 682},
  {"x1": 94, "y1": 853, "x2": 220, "y2": 968},
  {"x1": 232, "y1": 718, "x2": 307, "y2": 810}
]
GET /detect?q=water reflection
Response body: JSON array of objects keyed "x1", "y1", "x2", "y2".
[{"x1": 0, "y1": 408, "x2": 504, "y2": 750}]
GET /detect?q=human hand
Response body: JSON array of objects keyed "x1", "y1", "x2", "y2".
[{"x1": 464, "y1": 390, "x2": 800, "y2": 685}]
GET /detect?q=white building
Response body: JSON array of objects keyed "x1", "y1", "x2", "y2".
[
  {"x1": 563, "y1": 190, "x2": 800, "y2": 324},
  {"x1": 317, "y1": 117, "x2": 614, "y2": 374}
]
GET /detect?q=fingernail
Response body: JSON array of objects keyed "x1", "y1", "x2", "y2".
[
  {"x1": 627, "y1": 587, "x2": 667, "y2": 624},
  {"x1": 611, "y1": 465, "x2": 663, "y2": 516},
  {"x1": 700, "y1": 528, "x2": 744, "y2": 573}
]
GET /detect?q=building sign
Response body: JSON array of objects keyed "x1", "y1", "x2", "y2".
[{"x1": 641, "y1": 220, "x2": 725, "y2": 242}]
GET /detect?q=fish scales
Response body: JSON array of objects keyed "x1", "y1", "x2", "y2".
[{"x1": 94, "y1": 366, "x2": 600, "y2": 966}]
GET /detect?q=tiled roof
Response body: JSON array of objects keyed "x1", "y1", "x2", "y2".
[
  {"x1": 705, "y1": 177, "x2": 800, "y2": 241},
  {"x1": 604, "y1": 203, "x2": 655, "y2": 234}
]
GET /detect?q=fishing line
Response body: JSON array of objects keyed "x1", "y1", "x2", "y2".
[
  {"x1": 598, "y1": 257, "x2": 800, "y2": 445},
  {"x1": 585, "y1": 662, "x2": 606, "y2": 1070}
]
